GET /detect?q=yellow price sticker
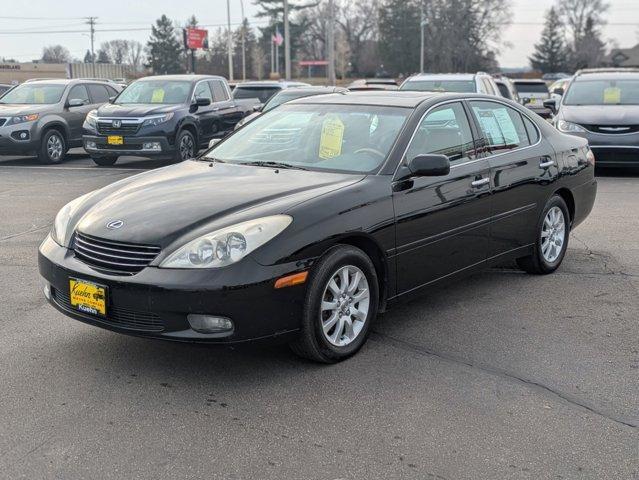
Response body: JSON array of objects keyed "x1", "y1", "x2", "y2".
[
  {"x1": 319, "y1": 116, "x2": 344, "y2": 160},
  {"x1": 151, "y1": 89, "x2": 165, "y2": 103},
  {"x1": 603, "y1": 87, "x2": 621, "y2": 104},
  {"x1": 34, "y1": 89, "x2": 45, "y2": 103}
]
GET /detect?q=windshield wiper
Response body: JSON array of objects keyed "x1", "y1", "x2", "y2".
[{"x1": 241, "y1": 160, "x2": 308, "y2": 171}]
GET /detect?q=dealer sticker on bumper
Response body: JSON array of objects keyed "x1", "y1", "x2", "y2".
[
  {"x1": 69, "y1": 278, "x2": 107, "y2": 316},
  {"x1": 107, "y1": 135, "x2": 123, "y2": 145}
]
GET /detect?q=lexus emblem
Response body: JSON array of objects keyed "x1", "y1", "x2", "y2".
[
  {"x1": 106, "y1": 220, "x2": 124, "y2": 230},
  {"x1": 112, "y1": 120, "x2": 122, "y2": 128}
]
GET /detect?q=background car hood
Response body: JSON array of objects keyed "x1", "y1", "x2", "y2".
[
  {"x1": 0, "y1": 104, "x2": 56, "y2": 116},
  {"x1": 561, "y1": 105, "x2": 639, "y2": 125},
  {"x1": 96, "y1": 103, "x2": 182, "y2": 117},
  {"x1": 75, "y1": 161, "x2": 364, "y2": 247}
]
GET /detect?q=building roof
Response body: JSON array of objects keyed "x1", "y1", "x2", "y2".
[{"x1": 609, "y1": 44, "x2": 639, "y2": 68}]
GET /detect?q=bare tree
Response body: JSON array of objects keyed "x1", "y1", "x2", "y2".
[
  {"x1": 126, "y1": 41, "x2": 144, "y2": 72},
  {"x1": 101, "y1": 40, "x2": 130, "y2": 65},
  {"x1": 41, "y1": 45, "x2": 71, "y2": 64},
  {"x1": 558, "y1": 0, "x2": 609, "y2": 41}
]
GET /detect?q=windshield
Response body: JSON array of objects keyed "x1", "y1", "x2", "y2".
[
  {"x1": 205, "y1": 104, "x2": 410, "y2": 173},
  {"x1": 233, "y1": 86, "x2": 281, "y2": 103},
  {"x1": 563, "y1": 79, "x2": 639, "y2": 106},
  {"x1": 0, "y1": 83, "x2": 65, "y2": 104},
  {"x1": 115, "y1": 80, "x2": 191, "y2": 104},
  {"x1": 514, "y1": 83, "x2": 549, "y2": 95},
  {"x1": 400, "y1": 79, "x2": 476, "y2": 93}
]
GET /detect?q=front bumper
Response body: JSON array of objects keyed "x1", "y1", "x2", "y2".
[
  {"x1": 0, "y1": 121, "x2": 41, "y2": 155},
  {"x1": 83, "y1": 134, "x2": 175, "y2": 159},
  {"x1": 38, "y1": 235, "x2": 306, "y2": 344},
  {"x1": 563, "y1": 129, "x2": 639, "y2": 167}
]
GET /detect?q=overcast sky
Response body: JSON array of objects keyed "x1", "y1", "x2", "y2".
[{"x1": 0, "y1": 0, "x2": 637, "y2": 69}]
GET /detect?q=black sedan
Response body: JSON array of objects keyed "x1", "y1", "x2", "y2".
[{"x1": 39, "y1": 91, "x2": 597, "y2": 363}]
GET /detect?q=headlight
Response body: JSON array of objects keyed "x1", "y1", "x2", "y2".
[
  {"x1": 51, "y1": 193, "x2": 92, "y2": 247},
  {"x1": 85, "y1": 110, "x2": 98, "y2": 128},
  {"x1": 142, "y1": 112, "x2": 174, "y2": 127},
  {"x1": 557, "y1": 120, "x2": 586, "y2": 133},
  {"x1": 9, "y1": 113, "x2": 39, "y2": 125},
  {"x1": 160, "y1": 215, "x2": 293, "y2": 269}
]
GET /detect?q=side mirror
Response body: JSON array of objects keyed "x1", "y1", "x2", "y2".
[
  {"x1": 208, "y1": 138, "x2": 221, "y2": 148},
  {"x1": 108, "y1": 96, "x2": 116, "y2": 103},
  {"x1": 67, "y1": 98, "x2": 85, "y2": 108},
  {"x1": 552, "y1": 87, "x2": 564, "y2": 96},
  {"x1": 543, "y1": 98, "x2": 558, "y2": 115},
  {"x1": 407, "y1": 154, "x2": 450, "y2": 178},
  {"x1": 195, "y1": 97, "x2": 211, "y2": 107}
]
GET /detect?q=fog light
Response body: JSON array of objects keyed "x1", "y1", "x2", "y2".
[
  {"x1": 143, "y1": 142, "x2": 162, "y2": 151},
  {"x1": 187, "y1": 314, "x2": 234, "y2": 334},
  {"x1": 11, "y1": 130, "x2": 29, "y2": 141},
  {"x1": 85, "y1": 140, "x2": 96, "y2": 149}
]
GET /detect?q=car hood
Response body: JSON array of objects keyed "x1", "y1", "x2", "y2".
[
  {"x1": 0, "y1": 103, "x2": 57, "y2": 116},
  {"x1": 561, "y1": 105, "x2": 639, "y2": 125},
  {"x1": 95, "y1": 103, "x2": 183, "y2": 117},
  {"x1": 74, "y1": 161, "x2": 364, "y2": 248}
]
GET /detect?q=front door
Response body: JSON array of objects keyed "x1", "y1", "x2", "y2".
[{"x1": 393, "y1": 101, "x2": 492, "y2": 296}]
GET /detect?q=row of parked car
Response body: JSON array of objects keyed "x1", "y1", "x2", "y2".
[{"x1": 0, "y1": 68, "x2": 637, "y2": 167}]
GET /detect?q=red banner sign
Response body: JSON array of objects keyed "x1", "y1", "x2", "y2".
[{"x1": 185, "y1": 28, "x2": 209, "y2": 50}]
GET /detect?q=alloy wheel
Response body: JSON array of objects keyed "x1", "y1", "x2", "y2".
[
  {"x1": 47, "y1": 134, "x2": 63, "y2": 161},
  {"x1": 541, "y1": 206, "x2": 565, "y2": 263},
  {"x1": 320, "y1": 265, "x2": 370, "y2": 347},
  {"x1": 179, "y1": 133, "x2": 194, "y2": 160}
]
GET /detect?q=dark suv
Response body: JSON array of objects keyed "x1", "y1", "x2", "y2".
[
  {"x1": 0, "y1": 79, "x2": 121, "y2": 163},
  {"x1": 83, "y1": 75, "x2": 255, "y2": 166},
  {"x1": 547, "y1": 68, "x2": 639, "y2": 167}
]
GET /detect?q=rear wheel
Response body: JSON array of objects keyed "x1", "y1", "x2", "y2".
[
  {"x1": 517, "y1": 195, "x2": 570, "y2": 274},
  {"x1": 174, "y1": 130, "x2": 196, "y2": 162},
  {"x1": 37, "y1": 129, "x2": 66, "y2": 164},
  {"x1": 91, "y1": 156, "x2": 118, "y2": 167},
  {"x1": 290, "y1": 246, "x2": 379, "y2": 363}
]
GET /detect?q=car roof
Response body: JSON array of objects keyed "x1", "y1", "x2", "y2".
[
  {"x1": 235, "y1": 80, "x2": 311, "y2": 88},
  {"x1": 405, "y1": 73, "x2": 477, "y2": 81},
  {"x1": 290, "y1": 90, "x2": 444, "y2": 108},
  {"x1": 512, "y1": 79, "x2": 546, "y2": 84},
  {"x1": 275, "y1": 86, "x2": 347, "y2": 95},
  {"x1": 20, "y1": 78, "x2": 103, "y2": 86},
  {"x1": 136, "y1": 74, "x2": 227, "y2": 82},
  {"x1": 574, "y1": 70, "x2": 639, "y2": 81}
]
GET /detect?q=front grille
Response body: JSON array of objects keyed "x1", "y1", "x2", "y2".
[
  {"x1": 96, "y1": 121, "x2": 140, "y2": 136},
  {"x1": 582, "y1": 124, "x2": 639, "y2": 135},
  {"x1": 73, "y1": 232, "x2": 161, "y2": 275},
  {"x1": 51, "y1": 287, "x2": 164, "y2": 332}
]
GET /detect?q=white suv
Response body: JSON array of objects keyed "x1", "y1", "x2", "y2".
[{"x1": 399, "y1": 72, "x2": 500, "y2": 96}]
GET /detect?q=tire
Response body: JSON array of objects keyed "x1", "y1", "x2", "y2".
[
  {"x1": 290, "y1": 245, "x2": 379, "y2": 363},
  {"x1": 174, "y1": 129, "x2": 196, "y2": 162},
  {"x1": 37, "y1": 129, "x2": 66, "y2": 164},
  {"x1": 91, "y1": 156, "x2": 118, "y2": 167},
  {"x1": 517, "y1": 194, "x2": 570, "y2": 274}
]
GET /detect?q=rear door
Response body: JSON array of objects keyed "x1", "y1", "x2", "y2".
[
  {"x1": 467, "y1": 99, "x2": 559, "y2": 258},
  {"x1": 210, "y1": 79, "x2": 243, "y2": 135},
  {"x1": 65, "y1": 84, "x2": 93, "y2": 142},
  {"x1": 393, "y1": 101, "x2": 492, "y2": 295}
]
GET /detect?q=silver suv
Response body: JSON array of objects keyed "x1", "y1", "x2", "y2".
[
  {"x1": 0, "y1": 79, "x2": 121, "y2": 163},
  {"x1": 399, "y1": 72, "x2": 500, "y2": 96}
]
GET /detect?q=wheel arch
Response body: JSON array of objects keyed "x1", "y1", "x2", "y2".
[
  {"x1": 553, "y1": 187, "x2": 575, "y2": 225},
  {"x1": 41, "y1": 121, "x2": 70, "y2": 143},
  {"x1": 179, "y1": 122, "x2": 198, "y2": 146}
]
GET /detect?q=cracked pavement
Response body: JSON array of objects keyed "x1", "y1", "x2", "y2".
[{"x1": 0, "y1": 154, "x2": 637, "y2": 479}]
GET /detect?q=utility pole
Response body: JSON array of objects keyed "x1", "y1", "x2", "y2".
[
  {"x1": 86, "y1": 17, "x2": 97, "y2": 77},
  {"x1": 226, "y1": 0, "x2": 234, "y2": 81},
  {"x1": 283, "y1": 0, "x2": 291, "y2": 80},
  {"x1": 419, "y1": 3, "x2": 426, "y2": 73},
  {"x1": 327, "y1": 0, "x2": 336, "y2": 85},
  {"x1": 240, "y1": 0, "x2": 246, "y2": 81}
]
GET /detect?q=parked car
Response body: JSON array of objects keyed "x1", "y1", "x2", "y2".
[
  {"x1": 512, "y1": 79, "x2": 553, "y2": 119},
  {"x1": 400, "y1": 73, "x2": 500, "y2": 96},
  {"x1": 546, "y1": 68, "x2": 639, "y2": 168},
  {"x1": 0, "y1": 79, "x2": 122, "y2": 163},
  {"x1": 0, "y1": 83, "x2": 14, "y2": 97},
  {"x1": 347, "y1": 79, "x2": 398, "y2": 91},
  {"x1": 82, "y1": 74, "x2": 256, "y2": 166},
  {"x1": 40, "y1": 91, "x2": 596, "y2": 363},
  {"x1": 232, "y1": 80, "x2": 311, "y2": 106},
  {"x1": 234, "y1": 86, "x2": 348, "y2": 129},
  {"x1": 493, "y1": 76, "x2": 520, "y2": 102},
  {"x1": 542, "y1": 73, "x2": 571, "y2": 82}
]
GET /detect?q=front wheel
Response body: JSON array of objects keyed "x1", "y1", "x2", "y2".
[
  {"x1": 517, "y1": 195, "x2": 570, "y2": 274},
  {"x1": 290, "y1": 246, "x2": 379, "y2": 363},
  {"x1": 37, "y1": 129, "x2": 66, "y2": 164},
  {"x1": 174, "y1": 130, "x2": 196, "y2": 162},
  {"x1": 91, "y1": 156, "x2": 118, "y2": 167}
]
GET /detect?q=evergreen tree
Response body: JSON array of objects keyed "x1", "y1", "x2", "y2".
[
  {"x1": 147, "y1": 14, "x2": 185, "y2": 74},
  {"x1": 529, "y1": 8, "x2": 569, "y2": 73},
  {"x1": 96, "y1": 49, "x2": 110, "y2": 63},
  {"x1": 572, "y1": 15, "x2": 606, "y2": 69},
  {"x1": 378, "y1": 0, "x2": 420, "y2": 76},
  {"x1": 83, "y1": 50, "x2": 94, "y2": 63}
]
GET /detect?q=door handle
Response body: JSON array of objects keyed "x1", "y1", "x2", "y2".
[
  {"x1": 539, "y1": 158, "x2": 555, "y2": 168},
  {"x1": 471, "y1": 177, "x2": 490, "y2": 188}
]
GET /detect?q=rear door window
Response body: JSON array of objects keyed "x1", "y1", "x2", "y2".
[
  {"x1": 470, "y1": 100, "x2": 530, "y2": 153},
  {"x1": 87, "y1": 84, "x2": 110, "y2": 104}
]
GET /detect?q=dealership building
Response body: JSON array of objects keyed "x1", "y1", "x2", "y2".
[{"x1": 0, "y1": 62, "x2": 128, "y2": 84}]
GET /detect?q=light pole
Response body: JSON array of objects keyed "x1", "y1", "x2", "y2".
[
  {"x1": 226, "y1": 0, "x2": 234, "y2": 81},
  {"x1": 420, "y1": 3, "x2": 425, "y2": 73},
  {"x1": 284, "y1": 0, "x2": 291, "y2": 80},
  {"x1": 240, "y1": 0, "x2": 246, "y2": 81},
  {"x1": 327, "y1": 0, "x2": 336, "y2": 85}
]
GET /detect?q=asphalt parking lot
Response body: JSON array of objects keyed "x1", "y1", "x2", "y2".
[{"x1": 0, "y1": 150, "x2": 637, "y2": 480}]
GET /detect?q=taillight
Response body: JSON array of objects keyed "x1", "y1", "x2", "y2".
[{"x1": 586, "y1": 148, "x2": 595, "y2": 166}]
